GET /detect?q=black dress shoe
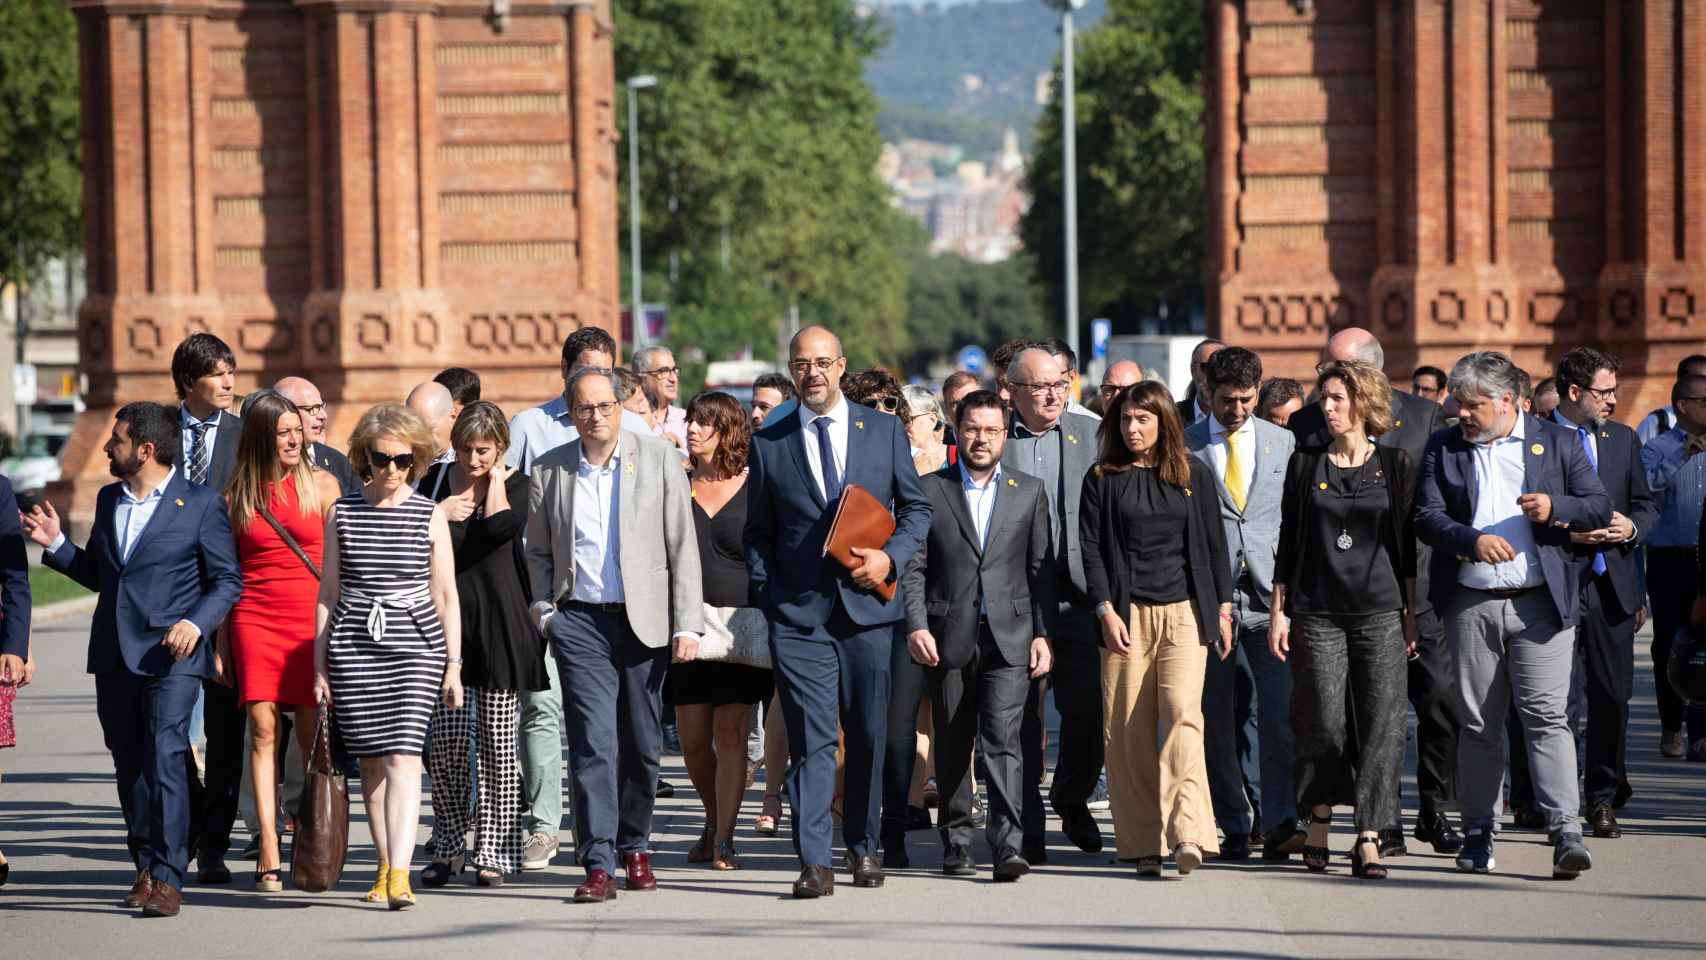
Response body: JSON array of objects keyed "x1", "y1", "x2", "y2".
[
  {"x1": 849, "y1": 853, "x2": 884, "y2": 888},
  {"x1": 1217, "y1": 833, "x2": 1251, "y2": 861},
  {"x1": 196, "y1": 855, "x2": 232, "y2": 885},
  {"x1": 941, "y1": 844, "x2": 976, "y2": 876},
  {"x1": 880, "y1": 826, "x2": 910, "y2": 869},
  {"x1": 1262, "y1": 821, "x2": 1304, "y2": 861},
  {"x1": 903, "y1": 804, "x2": 933, "y2": 832},
  {"x1": 1612, "y1": 780, "x2": 1633, "y2": 809},
  {"x1": 1377, "y1": 828, "x2": 1407, "y2": 859},
  {"x1": 1510, "y1": 807, "x2": 1547, "y2": 830},
  {"x1": 1413, "y1": 812, "x2": 1464, "y2": 854},
  {"x1": 793, "y1": 865, "x2": 834, "y2": 898},
  {"x1": 655, "y1": 779, "x2": 675, "y2": 799},
  {"x1": 1056, "y1": 805, "x2": 1103, "y2": 853},
  {"x1": 992, "y1": 847, "x2": 1030, "y2": 882},
  {"x1": 1022, "y1": 840, "x2": 1048, "y2": 865},
  {"x1": 1588, "y1": 803, "x2": 1621, "y2": 839}
]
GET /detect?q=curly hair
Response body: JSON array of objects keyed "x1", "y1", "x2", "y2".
[
  {"x1": 843, "y1": 367, "x2": 903, "y2": 411},
  {"x1": 1316, "y1": 360, "x2": 1394, "y2": 438},
  {"x1": 685, "y1": 391, "x2": 750, "y2": 477}
]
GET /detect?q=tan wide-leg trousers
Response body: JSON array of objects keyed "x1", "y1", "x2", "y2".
[{"x1": 1100, "y1": 600, "x2": 1218, "y2": 860}]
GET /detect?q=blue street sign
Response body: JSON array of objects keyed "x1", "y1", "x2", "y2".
[
  {"x1": 1090, "y1": 318, "x2": 1111, "y2": 360},
  {"x1": 957, "y1": 344, "x2": 988, "y2": 375}
]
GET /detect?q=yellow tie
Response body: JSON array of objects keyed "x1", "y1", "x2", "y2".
[{"x1": 1224, "y1": 431, "x2": 1246, "y2": 512}]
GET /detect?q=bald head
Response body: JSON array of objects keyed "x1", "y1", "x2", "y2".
[
  {"x1": 406, "y1": 381, "x2": 455, "y2": 455},
  {"x1": 1325, "y1": 327, "x2": 1384, "y2": 370},
  {"x1": 788, "y1": 325, "x2": 847, "y2": 414},
  {"x1": 1098, "y1": 359, "x2": 1144, "y2": 409},
  {"x1": 273, "y1": 376, "x2": 327, "y2": 442}
]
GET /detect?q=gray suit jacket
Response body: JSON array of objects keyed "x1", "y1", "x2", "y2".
[
  {"x1": 1186, "y1": 416, "x2": 1293, "y2": 617},
  {"x1": 1002, "y1": 409, "x2": 1100, "y2": 601},
  {"x1": 524, "y1": 429, "x2": 704, "y2": 647}
]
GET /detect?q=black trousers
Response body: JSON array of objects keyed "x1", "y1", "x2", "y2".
[
  {"x1": 1574, "y1": 573, "x2": 1636, "y2": 807},
  {"x1": 1035, "y1": 604, "x2": 1102, "y2": 828},
  {"x1": 186, "y1": 677, "x2": 244, "y2": 860},
  {"x1": 1406, "y1": 618, "x2": 1459, "y2": 816},
  {"x1": 1648, "y1": 548, "x2": 1706, "y2": 739},
  {"x1": 881, "y1": 627, "x2": 929, "y2": 833},
  {"x1": 930, "y1": 625, "x2": 1029, "y2": 854}
]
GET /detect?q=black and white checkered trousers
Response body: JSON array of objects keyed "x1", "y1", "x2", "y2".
[{"x1": 427, "y1": 687, "x2": 523, "y2": 873}]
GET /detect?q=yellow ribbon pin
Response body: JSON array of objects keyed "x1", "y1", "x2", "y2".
[
  {"x1": 1318, "y1": 482, "x2": 1329, "y2": 490},
  {"x1": 855, "y1": 420, "x2": 865, "y2": 430},
  {"x1": 174, "y1": 498, "x2": 184, "y2": 507},
  {"x1": 1395, "y1": 419, "x2": 1402, "y2": 428},
  {"x1": 1530, "y1": 443, "x2": 1544, "y2": 456},
  {"x1": 1067, "y1": 434, "x2": 1078, "y2": 444},
  {"x1": 1006, "y1": 478, "x2": 1017, "y2": 487}
]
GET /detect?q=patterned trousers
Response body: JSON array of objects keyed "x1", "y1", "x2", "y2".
[{"x1": 427, "y1": 687, "x2": 523, "y2": 873}]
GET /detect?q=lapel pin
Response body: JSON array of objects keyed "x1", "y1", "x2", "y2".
[
  {"x1": 174, "y1": 498, "x2": 184, "y2": 507},
  {"x1": 1319, "y1": 481, "x2": 1329, "y2": 490},
  {"x1": 1395, "y1": 419, "x2": 1402, "y2": 428},
  {"x1": 855, "y1": 420, "x2": 865, "y2": 430},
  {"x1": 1600, "y1": 431, "x2": 1610, "y2": 439},
  {"x1": 623, "y1": 461, "x2": 636, "y2": 475},
  {"x1": 1006, "y1": 478, "x2": 1017, "y2": 487},
  {"x1": 1531, "y1": 443, "x2": 1544, "y2": 456},
  {"x1": 1067, "y1": 434, "x2": 1078, "y2": 444}
]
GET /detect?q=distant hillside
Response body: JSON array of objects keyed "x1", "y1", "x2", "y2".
[{"x1": 866, "y1": 0, "x2": 1108, "y2": 155}]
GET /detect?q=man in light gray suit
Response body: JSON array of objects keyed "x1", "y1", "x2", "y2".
[
  {"x1": 525, "y1": 368, "x2": 704, "y2": 903},
  {"x1": 1185, "y1": 346, "x2": 1300, "y2": 861},
  {"x1": 1001, "y1": 346, "x2": 1104, "y2": 859}
]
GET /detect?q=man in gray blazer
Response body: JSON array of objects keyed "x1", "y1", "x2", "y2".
[
  {"x1": 1186, "y1": 347, "x2": 1300, "y2": 861},
  {"x1": 525, "y1": 368, "x2": 704, "y2": 903},
  {"x1": 1001, "y1": 346, "x2": 1103, "y2": 858},
  {"x1": 903, "y1": 390, "x2": 1054, "y2": 880}
]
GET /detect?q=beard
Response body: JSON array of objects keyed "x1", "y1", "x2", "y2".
[{"x1": 108, "y1": 450, "x2": 143, "y2": 480}]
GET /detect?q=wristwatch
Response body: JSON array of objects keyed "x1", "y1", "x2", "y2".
[{"x1": 445, "y1": 656, "x2": 464, "y2": 665}]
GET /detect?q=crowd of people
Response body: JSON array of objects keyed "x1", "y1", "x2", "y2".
[{"x1": 1, "y1": 320, "x2": 1704, "y2": 914}]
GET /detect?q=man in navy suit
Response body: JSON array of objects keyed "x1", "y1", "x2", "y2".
[
  {"x1": 23, "y1": 402, "x2": 243, "y2": 917},
  {"x1": 1416, "y1": 351, "x2": 1610, "y2": 880},
  {"x1": 1545, "y1": 348, "x2": 1657, "y2": 839},
  {"x1": 744, "y1": 326, "x2": 931, "y2": 898}
]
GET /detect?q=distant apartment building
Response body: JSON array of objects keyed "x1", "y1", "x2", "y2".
[{"x1": 884, "y1": 129, "x2": 1028, "y2": 263}]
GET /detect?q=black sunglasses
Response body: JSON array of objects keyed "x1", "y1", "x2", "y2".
[{"x1": 370, "y1": 451, "x2": 416, "y2": 471}]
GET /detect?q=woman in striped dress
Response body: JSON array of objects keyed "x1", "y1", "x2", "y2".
[{"x1": 313, "y1": 404, "x2": 463, "y2": 911}]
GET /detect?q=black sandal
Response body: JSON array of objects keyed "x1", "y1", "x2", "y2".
[
  {"x1": 1303, "y1": 811, "x2": 1332, "y2": 873},
  {"x1": 420, "y1": 853, "x2": 465, "y2": 888},
  {"x1": 475, "y1": 866, "x2": 505, "y2": 887},
  {"x1": 1350, "y1": 836, "x2": 1388, "y2": 880},
  {"x1": 254, "y1": 867, "x2": 282, "y2": 892}
]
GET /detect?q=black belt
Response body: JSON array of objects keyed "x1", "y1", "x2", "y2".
[
  {"x1": 560, "y1": 599, "x2": 626, "y2": 614},
  {"x1": 1474, "y1": 585, "x2": 1538, "y2": 600}
]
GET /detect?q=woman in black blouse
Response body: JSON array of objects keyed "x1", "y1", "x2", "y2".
[
  {"x1": 418, "y1": 401, "x2": 547, "y2": 886},
  {"x1": 1269, "y1": 360, "x2": 1417, "y2": 880},
  {"x1": 1082, "y1": 381, "x2": 1233, "y2": 878},
  {"x1": 665, "y1": 392, "x2": 773, "y2": 871}
]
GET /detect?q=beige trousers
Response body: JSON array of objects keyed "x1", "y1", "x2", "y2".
[{"x1": 1100, "y1": 600, "x2": 1218, "y2": 859}]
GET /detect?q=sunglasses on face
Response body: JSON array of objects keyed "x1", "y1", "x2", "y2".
[
  {"x1": 370, "y1": 451, "x2": 416, "y2": 471},
  {"x1": 872, "y1": 396, "x2": 899, "y2": 413}
]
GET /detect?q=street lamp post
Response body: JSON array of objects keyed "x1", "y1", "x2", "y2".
[
  {"x1": 627, "y1": 74, "x2": 658, "y2": 352},
  {"x1": 1044, "y1": 0, "x2": 1085, "y2": 369}
]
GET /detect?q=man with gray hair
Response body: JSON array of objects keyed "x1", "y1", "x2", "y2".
[
  {"x1": 634, "y1": 345, "x2": 688, "y2": 449},
  {"x1": 1416, "y1": 350, "x2": 1610, "y2": 878},
  {"x1": 274, "y1": 376, "x2": 359, "y2": 493}
]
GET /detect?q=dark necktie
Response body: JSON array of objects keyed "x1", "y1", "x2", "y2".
[
  {"x1": 1576, "y1": 426, "x2": 1607, "y2": 577},
  {"x1": 187, "y1": 420, "x2": 212, "y2": 486},
  {"x1": 814, "y1": 416, "x2": 842, "y2": 503}
]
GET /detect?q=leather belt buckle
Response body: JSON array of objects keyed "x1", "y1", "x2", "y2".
[
  {"x1": 562, "y1": 599, "x2": 626, "y2": 615},
  {"x1": 1481, "y1": 586, "x2": 1533, "y2": 600}
]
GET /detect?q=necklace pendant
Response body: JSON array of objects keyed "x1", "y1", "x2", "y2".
[{"x1": 1335, "y1": 532, "x2": 1354, "y2": 551}]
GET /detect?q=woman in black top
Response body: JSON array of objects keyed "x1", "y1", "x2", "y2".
[
  {"x1": 418, "y1": 401, "x2": 547, "y2": 886},
  {"x1": 1082, "y1": 381, "x2": 1233, "y2": 878},
  {"x1": 1270, "y1": 360, "x2": 1418, "y2": 880},
  {"x1": 665, "y1": 392, "x2": 773, "y2": 871}
]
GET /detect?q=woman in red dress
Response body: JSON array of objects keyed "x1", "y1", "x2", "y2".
[{"x1": 220, "y1": 391, "x2": 342, "y2": 891}]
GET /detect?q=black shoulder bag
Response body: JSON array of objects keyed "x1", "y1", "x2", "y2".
[{"x1": 257, "y1": 506, "x2": 322, "y2": 580}]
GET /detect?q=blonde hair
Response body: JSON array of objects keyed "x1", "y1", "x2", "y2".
[
  {"x1": 224, "y1": 390, "x2": 323, "y2": 533},
  {"x1": 451, "y1": 400, "x2": 510, "y2": 452},
  {"x1": 1316, "y1": 360, "x2": 1395, "y2": 438},
  {"x1": 348, "y1": 403, "x2": 436, "y2": 484}
]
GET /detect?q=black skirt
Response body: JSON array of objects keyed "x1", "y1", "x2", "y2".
[{"x1": 664, "y1": 659, "x2": 774, "y2": 707}]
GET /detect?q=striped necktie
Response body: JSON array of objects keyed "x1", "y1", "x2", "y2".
[{"x1": 187, "y1": 420, "x2": 212, "y2": 486}]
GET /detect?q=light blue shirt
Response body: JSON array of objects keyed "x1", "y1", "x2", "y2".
[
  {"x1": 115, "y1": 469, "x2": 176, "y2": 564},
  {"x1": 570, "y1": 451, "x2": 624, "y2": 604},
  {"x1": 1641, "y1": 427, "x2": 1706, "y2": 548},
  {"x1": 180, "y1": 406, "x2": 224, "y2": 480},
  {"x1": 960, "y1": 460, "x2": 1002, "y2": 550},
  {"x1": 1458, "y1": 416, "x2": 1545, "y2": 590},
  {"x1": 1636, "y1": 405, "x2": 1676, "y2": 445},
  {"x1": 506, "y1": 394, "x2": 655, "y2": 473}
]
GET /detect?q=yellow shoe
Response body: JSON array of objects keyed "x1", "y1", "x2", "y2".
[
  {"x1": 386, "y1": 869, "x2": 416, "y2": 911},
  {"x1": 364, "y1": 864, "x2": 389, "y2": 903}
]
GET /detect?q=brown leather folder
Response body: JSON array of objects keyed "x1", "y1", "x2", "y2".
[{"x1": 822, "y1": 483, "x2": 898, "y2": 602}]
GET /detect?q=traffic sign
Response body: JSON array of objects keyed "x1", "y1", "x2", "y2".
[{"x1": 957, "y1": 344, "x2": 988, "y2": 375}]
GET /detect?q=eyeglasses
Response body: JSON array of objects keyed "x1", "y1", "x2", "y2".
[
  {"x1": 370, "y1": 451, "x2": 416, "y2": 471},
  {"x1": 1677, "y1": 395, "x2": 1706, "y2": 406},
  {"x1": 297, "y1": 403, "x2": 326, "y2": 417},
  {"x1": 789, "y1": 357, "x2": 842, "y2": 374},
  {"x1": 644, "y1": 366, "x2": 679, "y2": 378},
  {"x1": 872, "y1": 396, "x2": 899, "y2": 413},
  {"x1": 1582, "y1": 385, "x2": 1618, "y2": 401},
  {"x1": 1010, "y1": 379, "x2": 1070, "y2": 397},
  {"x1": 572, "y1": 401, "x2": 620, "y2": 421},
  {"x1": 959, "y1": 426, "x2": 1005, "y2": 440},
  {"x1": 1098, "y1": 383, "x2": 1132, "y2": 397}
]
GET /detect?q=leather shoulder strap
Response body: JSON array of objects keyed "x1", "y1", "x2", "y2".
[{"x1": 258, "y1": 504, "x2": 322, "y2": 580}]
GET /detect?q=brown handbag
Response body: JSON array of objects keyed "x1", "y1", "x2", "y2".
[
  {"x1": 822, "y1": 483, "x2": 899, "y2": 602},
  {"x1": 290, "y1": 706, "x2": 349, "y2": 892}
]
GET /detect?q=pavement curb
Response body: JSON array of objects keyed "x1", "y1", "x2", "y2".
[{"x1": 32, "y1": 595, "x2": 99, "y2": 624}]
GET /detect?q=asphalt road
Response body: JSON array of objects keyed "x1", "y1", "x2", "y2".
[{"x1": 2, "y1": 613, "x2": 1703, "y2": 959}]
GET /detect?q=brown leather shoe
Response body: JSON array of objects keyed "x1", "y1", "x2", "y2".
[
  {"x1": 123, "y1": 870, "x2": 154, "y2": 908},
  {"x1": 141, "y1": 882, "x2": 182, "y2": 917},
  {"x1": 572, "y1": 869, "x2": 618, "y2": 903},
  {"x1": 849, "y1": 853, "x2": 884, "y2": 888},
  {"x1": 622, "y1": 852, "x2": 657, "y2": 891},
  {"x1": 1589, "y1": 803, "x2": 1621, "y2": 839},
  {"x1": 792, "y1": 865, "x2": 834, "y2": 898}
]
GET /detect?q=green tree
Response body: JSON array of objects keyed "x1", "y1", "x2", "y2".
[
  {"x1": 0, "y1": 0, "x2": 81, "y2": 287},
  {"x1": 1020, "y1": 0, "x2": 1203, "y2": 342},
  {"x1": 902, "y1": 245, "x2": 1049, "y2": 374}
]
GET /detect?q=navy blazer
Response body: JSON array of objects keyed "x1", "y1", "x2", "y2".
[
  {"x1": 1542, "y1": 414, "x2": 1658, "y2": 619},
  {"x1": 175, "y1": 408, "x2": 243, "y2": 494},
  {"x1": 743, "y1": 401, "x2": 932, "y2": 630},
  {"x1": 44, "y1": 471, "x2": 243, "y2": 677},
  {"x1": 0, "y1": 475, "x2": 30, "y2": 658},
  {"x1": 1415, "y1": 413, "x2": 1611, "y2": 626}
]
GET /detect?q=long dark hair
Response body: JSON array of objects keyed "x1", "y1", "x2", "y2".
[
  {"x1": 1094, "y1": 381, "x2": 1191, "y2": 488},
  {"x1": 225, "y1": 390, "x2": 322, "y2": 532},
  {"x1": 686, "y1": 391, "x2": 750, "y2": 478}
]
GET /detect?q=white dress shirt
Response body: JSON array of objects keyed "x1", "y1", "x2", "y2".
[
  {"x1": 1458, "y1": 416, "x2": 1545, "y2": 590},
  {"x1": 570, "y1": 451, "x2": 624, "y2": 604},
  {"x1": 960, "y1": 460, "x2": 1002, "y2": 550},
  {"x1": 507, "y1": 394, "x2": 657, "y2": 473},
  {"x1": 1205, "y1": 414, "x2": 1254, "y2": 506},
  {"x1": 798, "y1": 395, "x2": 849, "y2": 501},
  {"x1": 180, "y1": 406, "x2": 224, "y2": 477}
]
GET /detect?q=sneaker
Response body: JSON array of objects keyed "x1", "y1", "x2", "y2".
[
  {"x1": 521, "y1": 833, "x2": 557, "y2": 872},
  {"x1": 1552, "y1": 833, "x2": 1592, "y2": 879},
  {"x1": 1455, "y1": 829, "x2": 1495, "y2": 874},
  {"x1": 1086, "y1": 774, "x2": 1111, "y2": 812}
]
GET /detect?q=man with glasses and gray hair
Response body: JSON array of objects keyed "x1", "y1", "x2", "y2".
[
  {"x1": 1415, "y1": 350, "x2": 1610, "y2": 879},
  {"x1": 634, "y1": 345, "x2": 688, "y2": 449},
  {"x1": 1001, "y1": 346, "x2": 1104, "y2": 861}
]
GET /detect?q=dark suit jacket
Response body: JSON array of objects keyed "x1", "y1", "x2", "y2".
[
  {"x1": 1275, "y1": 445, "x2": 1418, "y2": 603},
  {"x1": 1544, "y1": 414, "x2": 1658, "y2": 618},
  {"x1": 176, "y1": 407, "x2": 243, "y2": 494},
  {"x1": 44, "y1": 471, "x2": 243, "y2": 677},
  {"x1": 1000, "y1": 409, "x2": 1100, "y2": 599},
  {"x1": 1289, "y1": 387, "x2": 1444, "y2": 462},
  {"x1": 1415, "y1": 413, "x2": 1611, "y2": 626},
  {"x1": 309, "y1": 441, "x2": 361, "y2": 495},
  {"x1": 901, "y1": 464, "x2": 1052, "y2": 668},
  {"x1": 744, "y1": 401, "x2": 932, "y2": 630},
  {"x1": 0, "y1": 475, "x2": 30, "y2": 658}
]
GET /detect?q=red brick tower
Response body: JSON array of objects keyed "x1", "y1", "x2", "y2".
[
  {"x1": 58, "y1": 0, "x2": 618, "y2": 529},
  {"x1": 1205, "y1": 0, "x2": 1706, "y2": 417}
]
